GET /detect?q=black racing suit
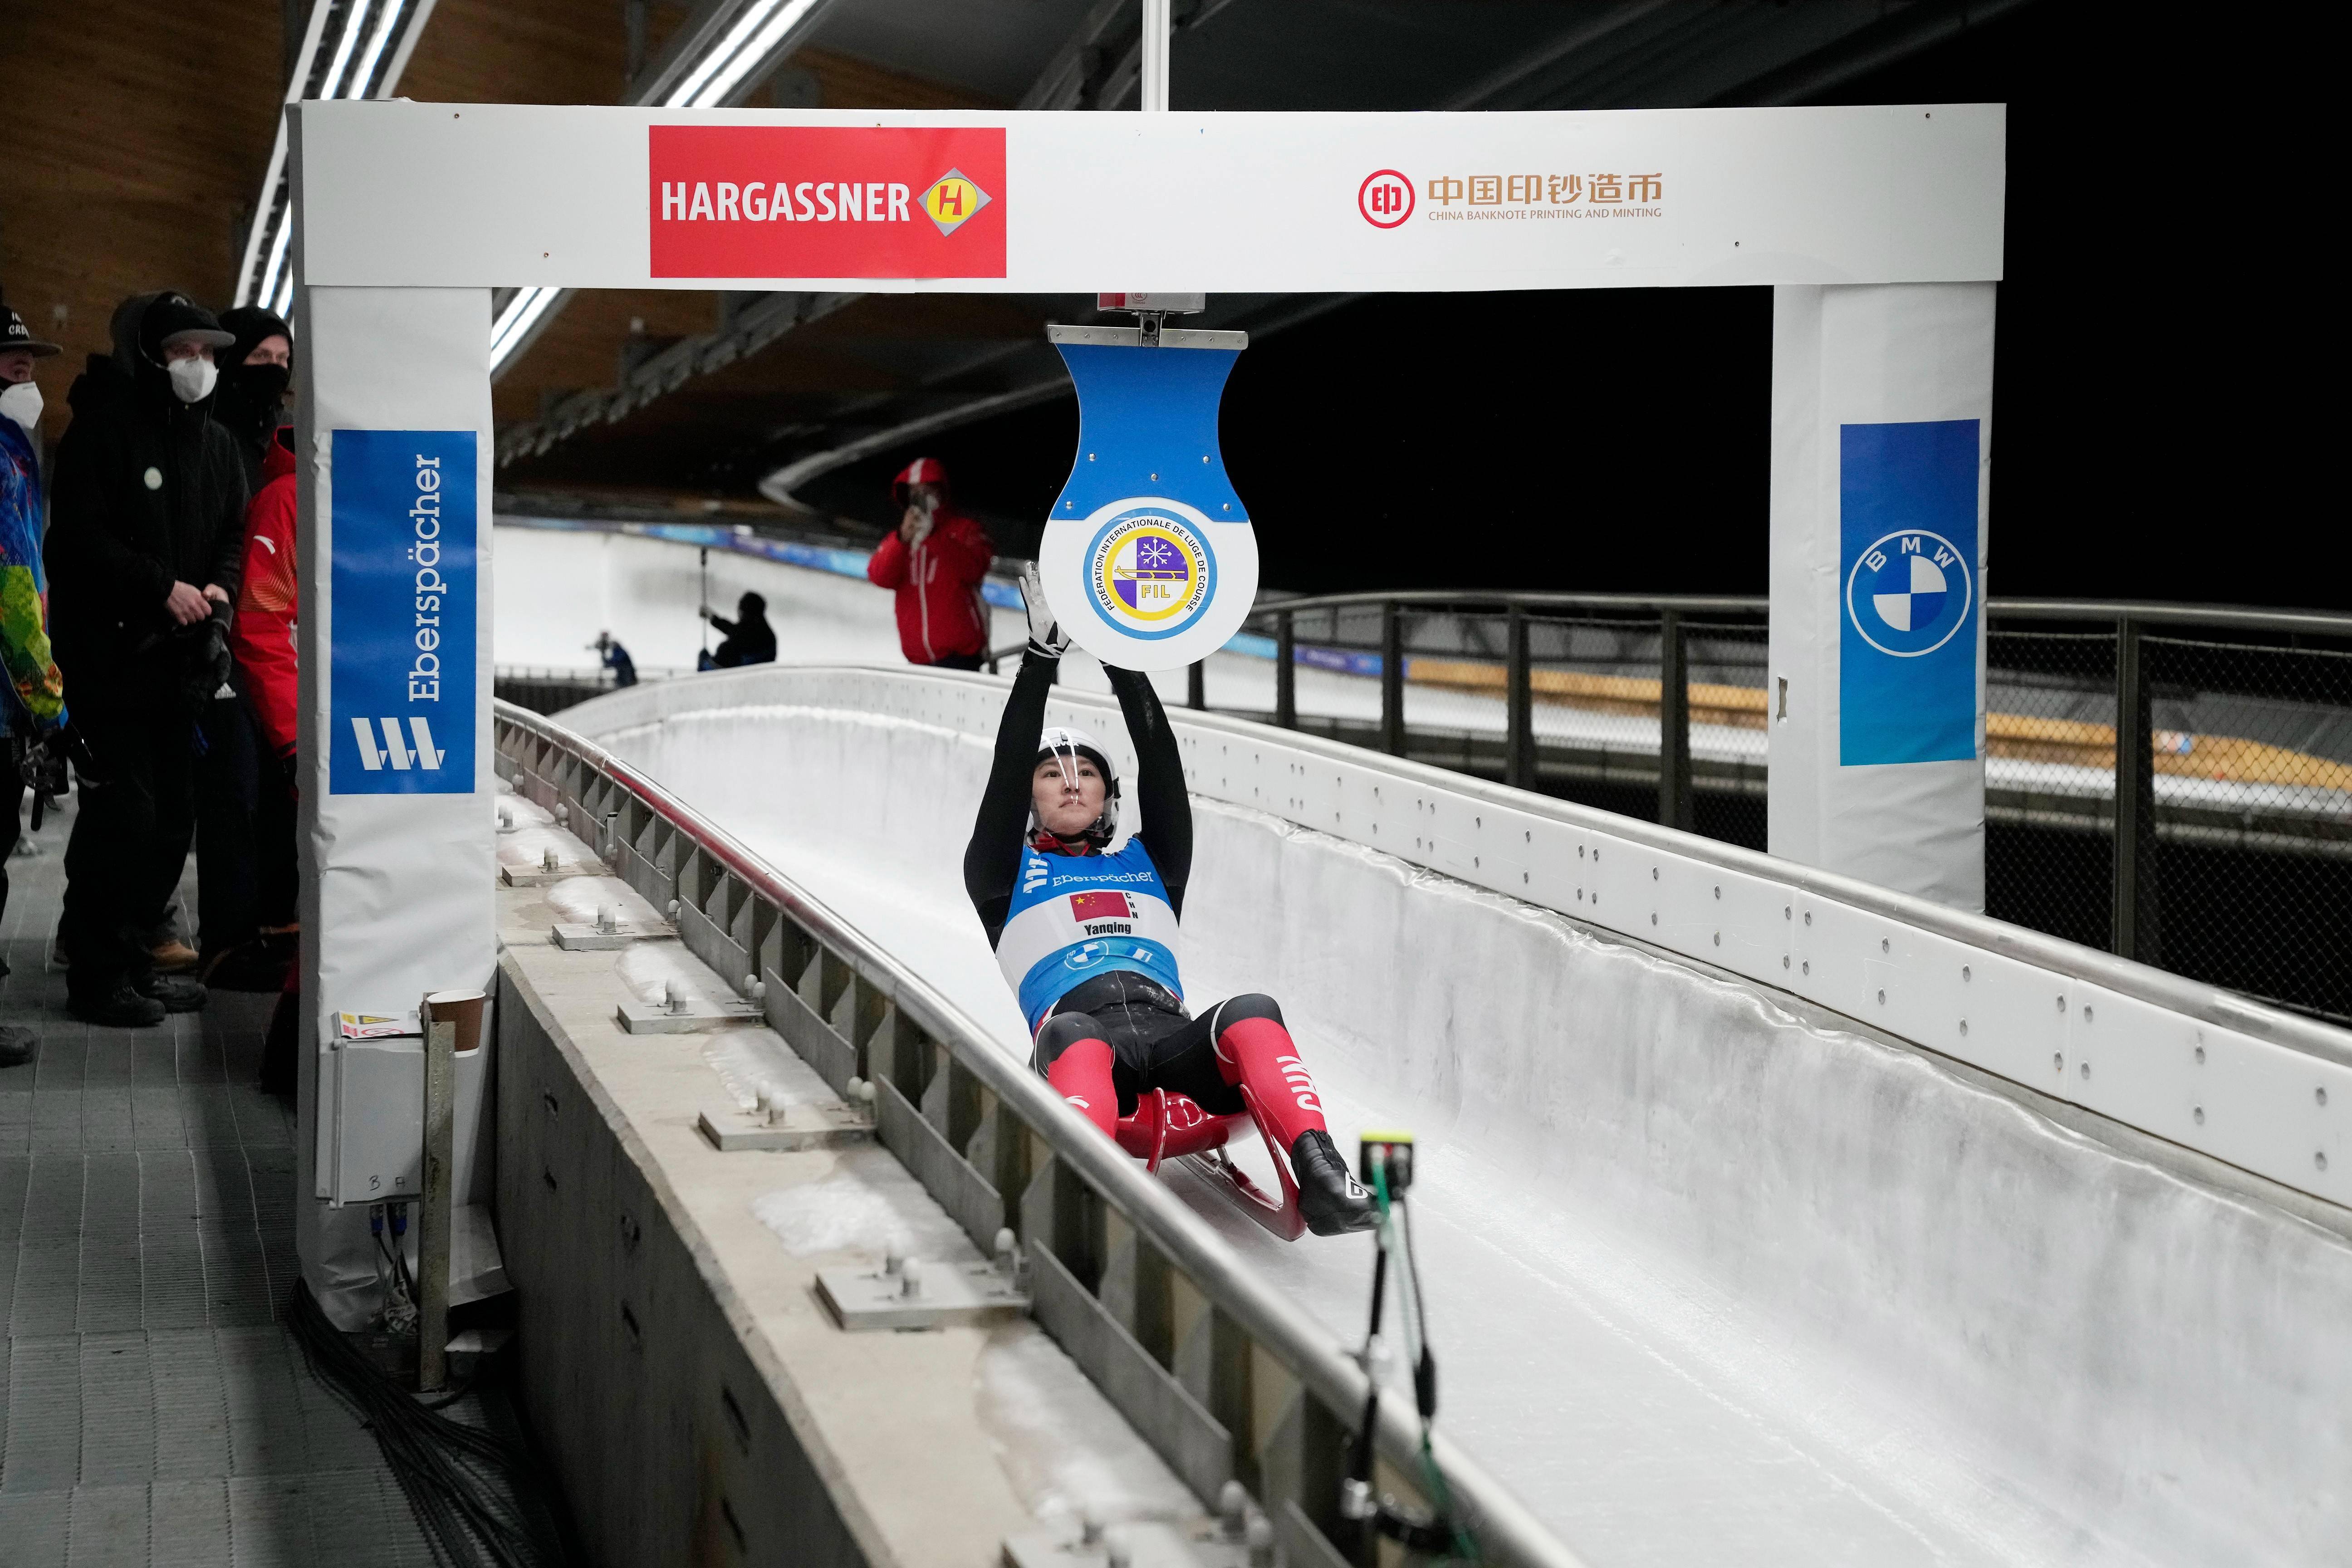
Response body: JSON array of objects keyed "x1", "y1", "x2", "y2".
[{"x1": 962, "y1": 648, "x2": 1284, "y2": 1121}]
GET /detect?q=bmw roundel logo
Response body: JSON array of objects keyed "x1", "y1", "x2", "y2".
[{"x1": 1845, "y1": 529, "x2": 1973, "y2": 657}]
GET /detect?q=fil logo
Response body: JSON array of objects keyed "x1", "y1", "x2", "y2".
[
  {"x1": 350, "y1": 716, "x2": 446, "y2": 772},
  {"x1": 1358, "y1": 169, "x2": 1414, "y2": 228}
]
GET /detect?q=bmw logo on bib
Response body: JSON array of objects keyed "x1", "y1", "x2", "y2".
[
  {"x1": 1838, "y1": 420, "x2": 1982, "y2": 766},
  {"x1": 1039, "y1": 323, "x2": 1258, "y2": 670}
]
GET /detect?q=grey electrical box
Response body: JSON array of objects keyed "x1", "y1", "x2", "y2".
[{"x1": 330, "y1": 1026, "x2": 493, "y2": 1208}]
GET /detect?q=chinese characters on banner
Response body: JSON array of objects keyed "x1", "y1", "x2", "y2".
[{"x1": 1427, "y1": 172, "x2": 1664, "y2": 209}]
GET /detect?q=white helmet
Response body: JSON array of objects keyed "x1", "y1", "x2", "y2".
[{"x1": 1033, "y1": 726, "x2": 1120, "y2": 844}]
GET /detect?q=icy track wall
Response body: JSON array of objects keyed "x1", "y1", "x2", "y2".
[
  {"x1": 560, "y1": 666, "x2": 2350, "y2": 1566},
  {"x1": 489, "y1": 518, "x2": 1025, "y2": 676}
]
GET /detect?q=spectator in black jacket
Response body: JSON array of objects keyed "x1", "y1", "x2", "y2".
[
  {"x1": 192, "y1": 303, "x2": 295, "y2": 991},
  {"x1": 208, "y1": 305, "x2": 292, "y2": 493},
  {"x1": 699, "y1": 591, "x2": 776, "y2": 668},
  {"x1": 46, "y1": 291, "x2": 247, "y2": 1026}
]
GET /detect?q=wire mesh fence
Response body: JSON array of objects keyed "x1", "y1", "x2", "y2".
[
  {"x1": 1984, "y1": 626, "x2": 2121, "y2": 953},
  {"x1": 1679, "y1": 618, "x2": 1771, "y2": 849},
  {"x1": 1222, "y1": 596, "x2": 2352, "y2": 1025},
  {"x1": 2138, "y1": 633, "x2": 2352, "y2": 1020},
  {"x1": 1396, "y1": 607, "x2": 1509, "y2": 775},
  {"x1": 1515, "y1": 612, "x2": 1677, "y2": 824},
  {"x1": 1235, "y1": 601, "x2": 1775, "y2": 840}
]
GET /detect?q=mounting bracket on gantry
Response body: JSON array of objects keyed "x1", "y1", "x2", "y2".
[{"x1": 1098, "y1": 291, "x2": 1204, "y2": 348}]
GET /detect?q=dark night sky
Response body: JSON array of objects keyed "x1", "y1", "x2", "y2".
[{"x1": 815, "y1": 5, "x2": 2336, "y2": 611}]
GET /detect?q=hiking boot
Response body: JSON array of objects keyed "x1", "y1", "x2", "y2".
[
  {"x1": 149, "y1": 939, "x2": 200, "y2": 974},
  {"x1": 1291, "y1": 1129, "x2": 1379, "y2": 1236},
  {"x1": 138, "y1": 973, "x2": 209, "y2": 1013},
  {"x1": 69, "y1": 981, "x2": 167, "y2": 1027}
]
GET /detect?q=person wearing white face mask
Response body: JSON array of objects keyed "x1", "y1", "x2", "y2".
[
  {"x1": 0, "y1": 299, "x2": 53, "y2": 438},
  {"x1": 43, "y1": 291, "x2": 249, "y2": 1027}
]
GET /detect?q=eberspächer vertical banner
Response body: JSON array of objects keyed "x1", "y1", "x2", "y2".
[
  {"x1": 1038, "y1": 325, "x2": 1258, "y2": 671},
  {"x1": 328, "y1": 428, "x2": 476, "y2": 793}
]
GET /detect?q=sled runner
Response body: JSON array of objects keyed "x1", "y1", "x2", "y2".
[{"x1": 1117, "y1": 1086, "x2": 1308, "y2": 1242}]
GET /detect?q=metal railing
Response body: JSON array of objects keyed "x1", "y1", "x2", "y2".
[
  {"x1": 1160, "y1": 593, "x2": 2352, "y2": 1024},
  {"x1": 492, "y1": 699, "x2": 1586, "y2": 1568}
]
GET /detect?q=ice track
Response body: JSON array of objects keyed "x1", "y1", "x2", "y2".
[{"x1": 500, "y1": 527, "x2": 2352, "y2": 1568}]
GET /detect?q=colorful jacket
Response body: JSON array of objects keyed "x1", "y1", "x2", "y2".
[
  {"x1": 0, "y1": 415, "x2": 67, "y2": 736},
  {"x1": 229, "y1": 430, "x2": 298, "y2": 757}
]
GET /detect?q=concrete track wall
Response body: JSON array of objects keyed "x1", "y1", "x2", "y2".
[
  {"x1": 495, "y1": 961, "x2": 864, "y2": 1568},
  {"x1": 559, "y1": 666, "x2": 2352, "y2": 1567}
]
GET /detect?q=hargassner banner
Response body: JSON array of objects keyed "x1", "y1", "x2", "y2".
[
  {"x1": 647, "y1": 124, "x2": 1006, "y2": 279},
  {"x1": 328, "y1": 429, "x2": 476, "y2": 794},
  {"x1": 292, "y1": 103, "x2": 2004, "y2": 294}
]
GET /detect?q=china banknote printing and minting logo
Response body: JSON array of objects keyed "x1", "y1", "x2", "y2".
[
  {"x1": 1085, "y1": 505, "x2": 1215, "y2": 640},
  {"x1": 920, "y1": 168, "x2": 992, "y2": 235},
  {"x1": 1845, "y1": 528, "x2": 1973, "y2": 657}
]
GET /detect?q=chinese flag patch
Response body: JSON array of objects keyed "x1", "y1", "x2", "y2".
[{"x1": 1068, "y1": 891, "x2": 1135, "y2": 921}]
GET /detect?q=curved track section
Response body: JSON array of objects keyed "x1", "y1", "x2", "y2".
[
  {"x1": 491, "y1": 519, "x2": 1016, "y2": 676},
  {"x1": 553, "y1": 663, "x2": 2351, "y2": 1568},
  {"x1": 497, "y1": 536, "x2": 2352, "y2": 1564}
]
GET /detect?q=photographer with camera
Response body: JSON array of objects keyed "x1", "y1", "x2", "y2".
[{"x1": 866, "y1": 457, "x2": 995, "y2": 671}]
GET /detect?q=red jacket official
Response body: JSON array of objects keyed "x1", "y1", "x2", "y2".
[
  {"x1": 867, "y1": 459, "x2": 995, "y2": 664},
  {"x1": 229, "y1": 430, "x2": 298, "y2": 757}
]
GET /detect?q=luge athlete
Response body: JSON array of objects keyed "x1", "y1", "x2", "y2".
[{"x1": 964, "y1": 570, "x2": 1374, "y2": 1236}]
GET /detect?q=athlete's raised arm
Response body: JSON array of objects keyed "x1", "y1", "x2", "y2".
[
  {"x1": 965, "y1": 649, "x2": 1058, "y2": 940},
  {"x1": 1105, "y1": 666, "x2": 1191, "y2": 916},
  {"x1": 966, "y1": 568, "x2": 1075, "y2": 939}
]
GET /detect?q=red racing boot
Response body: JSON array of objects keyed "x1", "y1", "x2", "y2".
[{"x1": 1215, "y1": 1014, "x2": 1376, "y2": 1236}]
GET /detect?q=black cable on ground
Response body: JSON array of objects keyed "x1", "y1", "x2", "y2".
[
  {"x1": 289, "y1": 1281, "x2": 576, "y2": 1568},
  {"x1": 415, "y1": 1373, "x2": 480, "y2": 1412}
]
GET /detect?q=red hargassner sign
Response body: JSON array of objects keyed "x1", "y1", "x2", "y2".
[{"x1": 648, "y1": 125, "x2": 1006, "y2": 279}]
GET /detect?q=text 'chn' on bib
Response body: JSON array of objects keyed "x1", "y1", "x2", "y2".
[{"x1": 1037, "y1": 324, "x2": 1258, "y2": 672}]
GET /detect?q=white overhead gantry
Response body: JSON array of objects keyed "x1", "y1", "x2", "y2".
[{"x1": 283, "y1": 101, "x2": 2004, "y2": 1311}]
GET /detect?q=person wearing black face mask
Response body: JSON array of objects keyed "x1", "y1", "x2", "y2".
[
  {"x1": 209, "y1": 305, "x2": 292, "y2": 491},
  {"x1": 44, "y1": 291, "x2": 249, "y2": 1026},
  {"x1": 190, "y1": 305, "x2": 294, "y2": 990}
]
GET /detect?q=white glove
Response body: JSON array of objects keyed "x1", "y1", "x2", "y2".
[{"x1": 1019, "y1": 562, "x2": 1070, "y2": 657}]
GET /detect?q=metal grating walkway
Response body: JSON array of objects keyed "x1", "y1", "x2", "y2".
[{"x1": 1, "y1": 795, "x2": 432, "y2": 1566}]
